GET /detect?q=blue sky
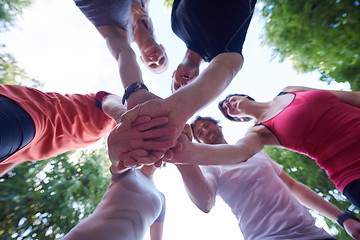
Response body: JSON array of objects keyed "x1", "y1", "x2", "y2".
[{"x1": 1, "y1": 0, "x2": 350, "y2": 239}]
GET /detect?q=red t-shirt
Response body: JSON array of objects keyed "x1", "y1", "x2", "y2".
[{"x1": 0, "y1": 85, "x2": 116, "y2": 164}]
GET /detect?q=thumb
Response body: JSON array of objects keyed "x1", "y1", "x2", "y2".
[{"x1": 120, "y1": 104, "x2": 143, "y2": 125}]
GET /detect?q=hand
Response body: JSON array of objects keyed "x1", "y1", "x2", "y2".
[
  {"x1": 120, "y1": 98, "x2": 189, "y2": 165},
  {"x1": 344, "y1": 218, "x2": 360, "y2": 240},
  {"x1": 107, "y1": 115, "x2": 176, "y2": 170},
  {"x1": 162, "y1": 124, "x2": 194, "y2": 164}
]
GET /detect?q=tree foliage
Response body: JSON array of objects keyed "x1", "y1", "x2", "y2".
[
  {"x1": 163, "y1": 0, "x2": 174, "y2": 9},
  {"x1": 0, "y1": 148, "x2": 111, "y2": 240},
  {"x1": 260, "y1": 0, "x2": 360, "y2": 90},
  {"x1": 0, "y1": 44, "x2": 42, "y2": 87},
  {"x1": 0, "y1": 0, "x2": 33, "y2": 32},
  {"x1": 264, "y1": 146, "x2": 358, "y2": 239},
  {"x1": 0, "y1": 0, "x2": 40, "y2": 88}
]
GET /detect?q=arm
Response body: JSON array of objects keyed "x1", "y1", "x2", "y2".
[
  {"x1": 101, "y1": 94, "x2": 127, "y2": 123},
  {"x1": 96, "y1": 26, "x2": 160, "y2": 109},
  {"x1": 176, "y1": 165, "x2": 216, "y2": 213},
  {"x1": 173, "y1": 124, "x2": 216, "y2": 212},
  {"x1": 120, "y1": 52, "x2": 244, "y2": 156},
  {"x1": 165, "y1": 129, "x2": 266, "y2": 165},
  {"x1": 280, "y1": 172, "x2": 360, "y2": 239},
  {"x1": 282, "y1": 86, "x2": 360, "y2": 108},
  {"x1": 149, "y1": 222, "x2": 164, "y2": 240}
]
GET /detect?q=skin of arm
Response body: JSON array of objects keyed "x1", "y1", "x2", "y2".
[
  {"x1": 97, "y1": 26, "x2": 143, "y2": 90},
  {"x1": 279, "y1": 171, "x2": 360, "y2": 239},
  {"x1": 101, "y1": 94, "x2": 127, "y2": 123},
  {"x1": 121, "y1": 52, "x2": 244, "y2": 165},
  {"x1": 96, "y1": 26, "x2": 161, "y2": 110},
  {"x1": 149, "y1": 221, "x2": 164, "y2": 240},
  {"x1": 165, "y1": 128, "x2": 266, "y2": 166},
  {"x1": 282, "y1": 86, "x2": 360, "y2": 109},
  {"x1": 173, "y1": 125, "x2": 216, "y2": 212},
  {"x1": 176, "y1": 164, "x2": 216, "y2": 213}
]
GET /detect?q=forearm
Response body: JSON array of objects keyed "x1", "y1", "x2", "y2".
[
  {"x1": 102, "y1": 94, "x2": 127, "y2": 123},
  {"x1": 183, "y1": 141, "x2": 259, "y2": 166},
  {"x1": 150, "y1": 222, "x2": 164, "y2": 240},
  {"x1": 168, "y1": 53, "x2": 242, "y2": 119},
  {"x1": 176, "y1": 164, "x2": 215, "y2": 212},
  {"x1": 283, "y1": 174, "x2": 341, "y2": 221}
]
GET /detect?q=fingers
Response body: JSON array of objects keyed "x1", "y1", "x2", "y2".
[
  {"x1": 142, "y1": 139, "x2": 176, "y2": 151},
  {"x1": 182, "y1": 124, "x2": 193, "y2": 141},
  {"x1": 134, "y1": 116, "x2": 169, "y2": 131},
  {"x1": 163, "y1": 149, "x2": 174, "y2": 160},
  {"x1": 132, "y1": 116, "x2": 151, "y2": 126},
  {"x1": 123, "y1": 158, "x2": 141, "y2": 168},
  {"x1": 122, "y1": 149, "x2": 161, "y2": 166},
  {"x1": 140, "y1": 126, "x2": 177, "y2": 139},
  {"x1": 154, "y1": 160, "x2": 163, "y2": 168},
  {"x1": 120, "y1": 104, "x2": 142, "y2": 123}
]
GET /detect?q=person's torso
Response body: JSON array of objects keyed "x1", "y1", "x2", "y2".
[
  {"x1": 65, "y1": 169, "x2": 165, "y2": 240},
  {"x1": 201, "y1": 152, "x2": 334, "y2": 239},
  {"x1": 171, "y1": 0, "x2": 256, "y2": 62},
  {"x1": 261, "y1": 90, "x2": 360, "y2": 191}
]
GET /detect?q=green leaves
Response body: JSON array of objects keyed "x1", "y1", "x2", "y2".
[
  {"x1": 264, "y1": 146, "x2": 357, "y2": 239},
  {"x1": 260, "y1": 0, "x2": 360, "y2": 90},
  {"x1": 0, "y1": 0, "x2": 33, "y2": 32},
  {"x1": 0, "y1": 148, "x2": 111, "y2": 240}
]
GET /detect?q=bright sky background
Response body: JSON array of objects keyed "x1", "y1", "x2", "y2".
[{"x1": 2, "y1": 0, "x2": 351, "y2": 239}]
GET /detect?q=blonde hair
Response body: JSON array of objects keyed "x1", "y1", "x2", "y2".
[{"x1": 132, "y1": 1, "x2": 154, "y2": 36}]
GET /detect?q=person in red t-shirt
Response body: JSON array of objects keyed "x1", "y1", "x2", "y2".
[{"x1": 0, "y1": 85, "x2": 172, "y2": 176}]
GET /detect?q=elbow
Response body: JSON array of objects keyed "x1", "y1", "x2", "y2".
[{"x1": 197, "y1": 197, "x2": 215, "y2": 213}]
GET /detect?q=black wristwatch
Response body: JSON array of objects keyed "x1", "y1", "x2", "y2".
[
  {"x1": 337, "y1": 211, "x2": 360, "y2": 228},
  {"x1": 122, "y1": 82, "x2": 149, "y2": 104}
]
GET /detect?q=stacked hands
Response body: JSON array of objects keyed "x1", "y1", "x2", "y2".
[{"x1": 107, "y1": 98, "x2": 192, "y2": 173}]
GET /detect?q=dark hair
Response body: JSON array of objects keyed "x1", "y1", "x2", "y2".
[
  {"x1": 190, "y1": 116, "x2": 220, "y2": 143},
  {"x1": 218, "y1": 94, "x2": 255, "y2": 122}
]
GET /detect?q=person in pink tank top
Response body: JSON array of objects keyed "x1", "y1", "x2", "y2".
[{"x1": 159, "y1": 86, "x2": 360, "y2": 216}]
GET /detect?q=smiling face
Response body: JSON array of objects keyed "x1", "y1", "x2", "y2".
[
  {"x1": 192, "y1": 119, "x2": 224, "y2": 145},
  {"x1": 220, "y1": 95, "x2": 253, "y2": 122},
  {"x1": 171, "y1": 63, "x2": 199, "y2": 92},
  {"x1": 140, "y1": 44, "x2": 168, "y2": 73}
]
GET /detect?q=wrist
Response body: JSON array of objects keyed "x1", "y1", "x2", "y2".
[
  {"x1": 122, "y1": 82, "x2": 149, "y2": 105},
  {"x1": 166, "y1": 93, "x2": 194, "y2": 121},
  {"x1": 337, "y1": 211, "x2": 360, "y2": 228}
]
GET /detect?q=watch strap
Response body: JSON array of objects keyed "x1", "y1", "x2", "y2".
[
  {"x1": 122, "y1": 82, "x2": 149, "y2": 105},
  {"x1": 337, "y1": 211, "x2": 360, "y2": 228}
]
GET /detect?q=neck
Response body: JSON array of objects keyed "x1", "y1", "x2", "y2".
[
  {"x1": 242, "y1": 100, "x2": 273, "y2": 125},
  {"x1": 140, "y1": 165, "x2": 157, "y2": 178},
  {"x1": 132, "y1": 18, "x2": 154, "y2": 48}
]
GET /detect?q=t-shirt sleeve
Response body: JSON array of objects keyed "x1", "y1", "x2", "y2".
[
  {"x1": 154, "y1": 193, "x2": 166, "y2": 222},
  {"x1": 199, "y1": 166, "x2": 219, "y2": 189}
]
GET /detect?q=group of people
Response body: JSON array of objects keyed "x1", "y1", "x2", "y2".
[{"x1": 1, "y1": 0, "x2": 360, "y2": 239}]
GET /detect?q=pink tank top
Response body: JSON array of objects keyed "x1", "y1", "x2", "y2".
[{"x1": 260, "y1": 90, "x2": 360, "y2": 192}]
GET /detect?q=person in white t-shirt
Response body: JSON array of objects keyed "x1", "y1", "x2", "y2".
[
  {"x1": 62, "y1": 165, "x2": 166, "y2": 240},
  {"x1": 174, "y1": 116, "x2": 360, "y2": 240}
]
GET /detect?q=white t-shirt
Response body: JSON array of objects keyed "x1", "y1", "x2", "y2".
[
  {"x1": 62, "y1": 169, "x2": 165, "y2": 240},
  {"x1": 201, "y1": 151, "x2": 335, "y2": 240}
]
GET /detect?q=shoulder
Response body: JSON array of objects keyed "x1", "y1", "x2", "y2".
[{"x1": 281, "y1": 86, "x2": 317, "y2": 92}]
